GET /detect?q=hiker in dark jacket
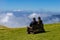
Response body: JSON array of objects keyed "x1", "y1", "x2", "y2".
[
  {"x1": 27, "y1": 17, "x2": 38, "y2": 34},
  {"x1": 30, "y1": 17, "x2": 38, "y2": 30},
  {"x1": 37, "y1": 17, "x2": 45, "y2": 32}
]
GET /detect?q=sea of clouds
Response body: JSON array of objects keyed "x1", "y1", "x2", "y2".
[{"x1": 0, "y1": 10, "x2": 60, "y2": 28}]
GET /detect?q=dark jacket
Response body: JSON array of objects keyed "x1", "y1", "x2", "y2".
[
  {"x1": 38, "y1": 20, "x2": 43, "y2": 28},
  {"x1": 30, "y1": 21, "x2": 38, "y2": 30},
  {"x1": 38, "y1": 20, "x2": 45, "y2": 32}
]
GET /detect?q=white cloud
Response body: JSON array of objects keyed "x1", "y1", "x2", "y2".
[
  {"x1": 28, "y1": 13, "x2": 40, "y2": 19},
  {"x1": 13, "y1": 9, "x2": 22, "y2": 11},
  {"x1": 28, "y1": 12, "x2": 60, "y2": 24},
  {"x1": 1, "y1": 13, "x2": 13, "y2": 23},
  {"x1": 28, "y1": 12, "x2": 52, "y2": 20},
  {"x1": 0, "y1": 11, "x2": 60, "y2": 28},
  {"x1": 45, "y1": 17, "x2": 60, "y2": 24},
  {"x1": 0, "y1": 12, "x2": 30, "y2": 28},
  {"x1": 6, "y1": 13, "x2": 13, "y2": 16},
  {"x1": 40, "y1": 14, "x2": 51, "y2": 18},
  {"x1": 51, "y1": 18, "x2": 60, "y2": 22}
]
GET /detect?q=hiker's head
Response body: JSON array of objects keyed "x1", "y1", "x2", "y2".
[
  {"x1": 33, "y1": 17, "x2": 36, "y2": 21},
  {"x1": 38, "y1": 17, "x2": 42, "y2": 24},
  {"x1": 38, "y1": 17, "x2": 41, "y2": 20}
]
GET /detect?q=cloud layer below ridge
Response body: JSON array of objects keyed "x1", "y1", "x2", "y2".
[{"x1": 0, "y1": 10, "x2": 60, "y2": 28}]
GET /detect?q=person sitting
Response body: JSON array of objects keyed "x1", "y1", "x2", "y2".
[
  {"x1": 37, "y1": 17, "x2": 45, "y2": 33},
  {"x1": 27, "y1": 17, "x2": 38, "y2": 34}
]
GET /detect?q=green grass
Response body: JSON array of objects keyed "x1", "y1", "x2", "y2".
[{"x1": 0, "y1": 23, "x2": 60, "y2": 40}]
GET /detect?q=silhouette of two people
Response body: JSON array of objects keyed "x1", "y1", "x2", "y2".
[{"x1": 27, "y1": 17, "x2": 45, "y2": 34}]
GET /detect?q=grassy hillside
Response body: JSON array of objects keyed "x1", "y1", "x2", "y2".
[
  {"x1": 0, "y1": 25, "x2": 8, "y2": 29},
  {"x1": 0, "y1": 23, "x2": 60, "y2": 40}
]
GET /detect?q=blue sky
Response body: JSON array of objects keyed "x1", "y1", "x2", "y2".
[
  {"x1": 0, "y1": 0, "x2": 60, "y2": 28},
  {"x1": 0, "y1": 0, "x2": 60, "y2": 12}
]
